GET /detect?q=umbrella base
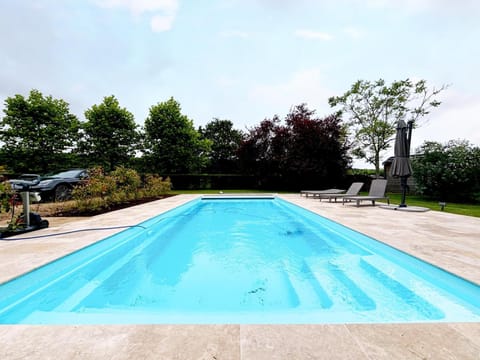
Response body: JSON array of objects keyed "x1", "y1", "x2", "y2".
[{"x1": 379, "y1": 205, "x2": 430, "y2": 212}]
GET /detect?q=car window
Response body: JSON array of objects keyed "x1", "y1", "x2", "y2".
[
  {"x1": 50, "y1": 170, "x2": 84, "y2": 178},
  {"x1": 19, "y1": 174, "x2": 40, "y2": 181}
]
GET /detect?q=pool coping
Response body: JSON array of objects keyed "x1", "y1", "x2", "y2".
[{"x1": 1, "y1": 194, "x2": 479, "y2": 359}]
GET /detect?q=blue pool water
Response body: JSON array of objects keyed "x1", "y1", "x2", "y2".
[{"x1": 1, "y1": 197, "x2": 479, "y2": 324}]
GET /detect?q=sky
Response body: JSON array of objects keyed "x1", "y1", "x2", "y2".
[{"x1": 1, "y1": 0, "x2": 479, "y2": 168}]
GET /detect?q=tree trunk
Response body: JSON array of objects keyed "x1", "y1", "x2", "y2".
[{"x1": 375, "y1": 152, "x2": 380, "y2": 178}]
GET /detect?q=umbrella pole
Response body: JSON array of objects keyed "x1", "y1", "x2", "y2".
[
  {"x1": 399, "y1": 176, "x2": 407, "y2": 207},
  {"x1": 407, "y1": 120, "x2": 414, "y2": 154},
  {"x1": 399, "y1": 120, "x2": 414, "y2": 208}
]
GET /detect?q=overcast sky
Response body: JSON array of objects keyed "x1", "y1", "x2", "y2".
[{"x1": 1, "y1": 0, "x2": 479, "y2": 168}]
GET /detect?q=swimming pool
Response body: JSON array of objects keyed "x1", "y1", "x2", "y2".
[{"x1": 1, "y1": 197, "x2": 479, "y2": 324}]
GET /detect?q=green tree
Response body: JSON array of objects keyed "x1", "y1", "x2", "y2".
[
  {"x1": 81, "y1": 95, "x2": 139, "y2": 172},
  {"x1": 329, "y1": 79, "x2": 446, "y2": 177},
  {"x1": 0, "y1": 89, "x2": 80, "y2": 173},
  {"x1": 199, "y1": 118, "x2": 244, "y2": 173},
  {"x1": 143, "y1": 97, "x2": 210, "y2": 174},
  {"x1": 412, "y1": 140, "x2": 480, "y2": 202}
]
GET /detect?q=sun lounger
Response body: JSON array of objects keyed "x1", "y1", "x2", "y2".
[
  {"x1": 342, "y1": 179, "x2": 390, "y2": 206},
  {"x1": 316, "y1": 182, "x2": 364, "y2": 202},
  {"x1": 300, "y1": 188, "x2": 345, "y2": 198}
]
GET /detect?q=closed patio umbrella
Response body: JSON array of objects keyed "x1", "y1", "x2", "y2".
[{"x1": 390, "y1": 119, "x2": 413, "y2": 207}]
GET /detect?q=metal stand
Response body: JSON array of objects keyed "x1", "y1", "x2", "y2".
[{"x1": 1, "y1": 177, "x2": 49, "y2": 238}]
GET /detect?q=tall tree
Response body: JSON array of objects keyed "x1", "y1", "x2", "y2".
[
  {"x1": 81, "y1": 95, "x2": 139, "y2": 172},
  {"x1": 199, "y1": 118, "x2": 244, "y2": 173},
  {"x1": 143, "y1": 97, "x2": 210, "y2": 174},
  {"x1": 238, "y1": 104, "x2": 350, "y2": 189},
  {"x1": 329, "y1": 79, "x2": 446, "y2": 177},
  {"x1": 0, "y1": 89, "x2": 80, "y2": 173},
  {"x1": 285, "y1": 104, "x2": 350, "y2": 182}
]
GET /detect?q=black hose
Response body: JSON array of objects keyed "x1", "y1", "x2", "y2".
[{"x1": 0, "y1": 224, "x2": 146, "y2": 241}]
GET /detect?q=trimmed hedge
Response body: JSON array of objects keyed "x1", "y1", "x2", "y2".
[{"x1": 164, "y1": 173, "x2": 374, "y2": 192}]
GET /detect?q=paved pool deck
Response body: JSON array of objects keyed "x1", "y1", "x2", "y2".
[{"x1": 0, "y1": 194, "x2": 479, "y2": 359}]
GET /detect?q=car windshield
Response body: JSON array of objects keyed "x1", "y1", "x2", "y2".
[
  {"x1": 18, "y1": 174, "x2": 41, "y2": 181},
  {"x1": 47, "y1": 170, "x2": 84, "y2": 179}
]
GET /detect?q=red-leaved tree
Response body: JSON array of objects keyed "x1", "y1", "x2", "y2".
[{"x1": 238, "y1": 104, "x2": 351, "y2": 190}]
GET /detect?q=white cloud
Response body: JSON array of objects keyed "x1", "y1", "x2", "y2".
[
  {"x1": 363, "y1": 0, "x2": 480, "y2": 14},
  {"x1": 248, "y1": 68, "x2": 332, "y2": 112},
  {"x1": 295, "y1": 29, "x2": 333, "y2": 41},
  {"x1": 95, "y1": 0, "x2": 177, "y2": 14},
  {"x1": 94, "y1": 0, "x2": 178, "y2": 31},
  {"x1": 384, "y1": 0, "x2": 442, "y2": 13},
  {"x1": 365, "y1": 0, "x2": 429, "y2": 11},
  {"x1": 150, "y1": 13, "x2": 176, "y2": 32}
]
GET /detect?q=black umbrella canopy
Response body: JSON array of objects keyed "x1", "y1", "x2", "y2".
[{"x1": 390, "y1": 120, "x2": 413, "y2": 177}]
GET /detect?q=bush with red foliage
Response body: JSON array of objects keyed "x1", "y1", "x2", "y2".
[{"x1": 237, "y1": 104, "x2": 351, "y2": 190}]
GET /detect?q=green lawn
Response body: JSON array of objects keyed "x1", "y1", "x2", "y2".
[
  {"x1": 169, "y1": 190, "x2": 480, "y2": 218},
  {"x1": 386, "y1": 193, "x2": 480, "y2": 218},
  {"x1": 169, "y1": 189, "x2": 291, "y2": 194}
]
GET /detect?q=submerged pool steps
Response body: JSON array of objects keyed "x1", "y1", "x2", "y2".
[
  {"x1": 281, "y1": 260, "x2": 332, "y2": 309},
  {"x1": 360, "y1": 256, "x2": 444, "y2": 319},
  {"x1": 302, "y1": 257, "x2": 374, "y2": 312},
  {"x1": 53, "y1": 233, "x2": 156, "y2": 312},
  {"x1": 0, "y1": 227, "x2": 147, "y2": 323},
  {"x1": 303, "y1": 253, "x2": 449, "y2": 319}
]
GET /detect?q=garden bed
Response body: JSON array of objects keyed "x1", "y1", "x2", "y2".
[{"x1": 1, "y1": 195, "x2": 176, "y2": 221}]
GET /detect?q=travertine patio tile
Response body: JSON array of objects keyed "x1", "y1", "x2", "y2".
[
  {"x1": 346, "y1": 323, "x2": 480, "y2": 360},
  {"x1": 0, "y1": 325, "x2": 240, "y2": 360},
  {"x1": 240, "y1": 325, "x2": 368, "y2": 360},
  {"x1": 448, "y1": 322, "x2": 480, "y2": 348}
]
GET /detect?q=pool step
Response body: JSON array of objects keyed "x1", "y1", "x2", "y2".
[
  {"x1": 53, "y1": 234, "x2": 157, "y2": 312},
  {"x1": 321, "y1": 254, "x2": 435, "y2": 320},
  {"x1": 0, "y1": 228, "x2": 147, "y2": 322},
  {"x1": 359, "y1": 255, "x2": 444, "y2": 319},
  {"x1": 281, "y1": 260, "x2": 333, "y2": 309},
  {"x1": 303, "y1": 256, "x2": 376, "y2": 311}
]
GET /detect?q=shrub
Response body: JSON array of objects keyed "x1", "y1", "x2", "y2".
[
  {"x1": 0, "y1": 166, "x2": 15, "y2": 214},
  {"x1": 0, "y1": 183, "x2": 14, "y2": 214},
  {"x1": 111, "y1": 166, "x2": 142, "y2": 200},
  {"x1": 72, "y1": 167, "x2": 116, "y2": 201},
  {"x1": 143, "y1": 174, "x2": 171, "y2": 197},
  {"x1": 412, "y1": 140, "x2": 480, "y2": 202},
  {"x1": 72, "y1": 167, "x2": 172, "y2": 213}
]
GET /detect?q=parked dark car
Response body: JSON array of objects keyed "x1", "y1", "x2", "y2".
[{"x1": 11, "y1": 169, "x2": 88, "y2": 202}]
